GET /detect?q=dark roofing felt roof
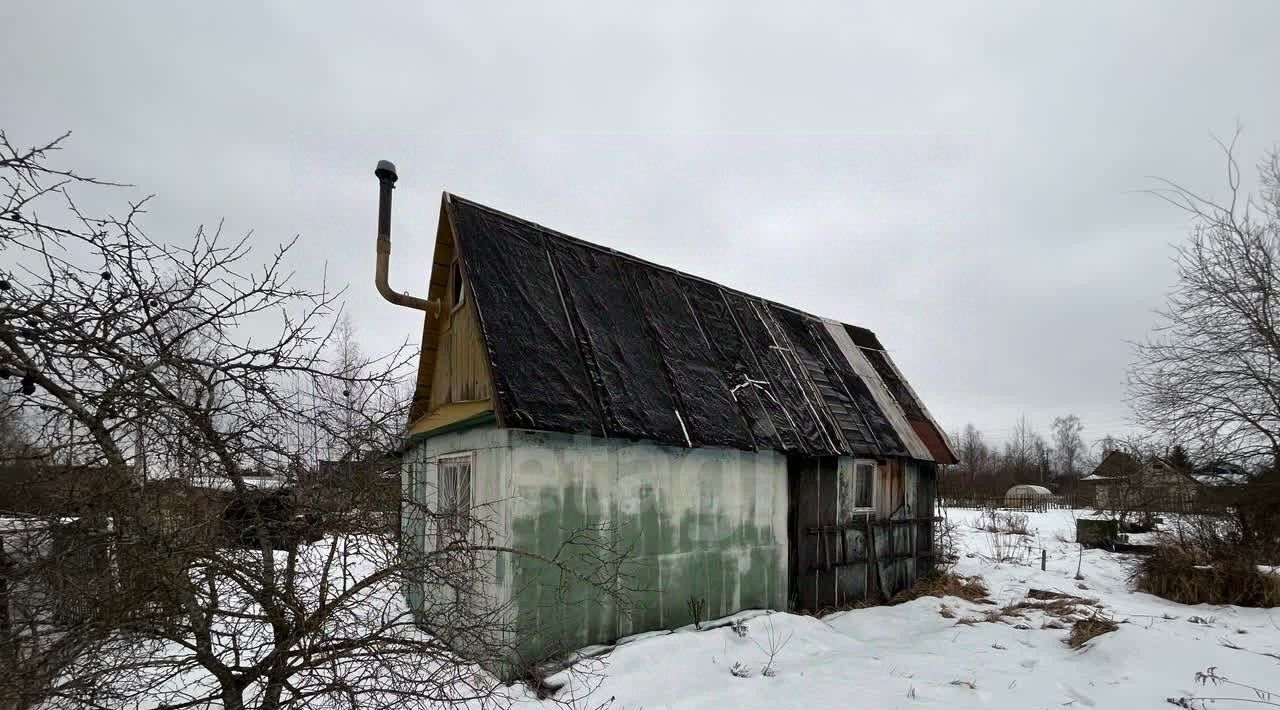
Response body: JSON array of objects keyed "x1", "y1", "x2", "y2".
[
  {"x1": 445, "y1": 194, "x2": 957, "y2": 464},
  {"x1": 1086, "y1": 450, "x2": 1141, "y2": 479}
]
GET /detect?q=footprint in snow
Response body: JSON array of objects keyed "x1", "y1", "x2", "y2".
[{"x1": 1059, "y1": 683, "x2": 1096, "y2": 707}]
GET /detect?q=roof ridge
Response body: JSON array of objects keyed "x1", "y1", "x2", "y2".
[{"x1": 444, "y1": 191, "x2": 876, "y2": 334}]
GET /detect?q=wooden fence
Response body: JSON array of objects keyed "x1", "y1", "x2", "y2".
[
  {"x1": 939, "y1": 491, "x2": 1210, "y2": 515},
  {"x1": 938, "y1": 493, "x2": 1094, "y2": 512}
]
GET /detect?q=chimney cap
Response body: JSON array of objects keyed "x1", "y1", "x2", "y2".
[{"x1": 375, "y1": 160, "x2": 398, "y2": 184}]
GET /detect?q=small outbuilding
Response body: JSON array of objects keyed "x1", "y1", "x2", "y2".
[
  {"x1": 1004, "y1": 484, "x2": 1053, "y2": 509},
  {"x1": 382, "y1": 188, "x2": 958, "y2": 674}
]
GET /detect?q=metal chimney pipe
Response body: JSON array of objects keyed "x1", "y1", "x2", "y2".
[
  {"x1": 373, "y1": 160, "x2": 432, "y2": 313},
  {"x1": 376, "y1": 160, "x2": 397, "y2": 240}
]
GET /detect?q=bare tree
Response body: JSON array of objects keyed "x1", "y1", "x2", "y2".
[
  {"x1": 957, "y1": 423, "x2": 992, "y2": 489},
  {"x1": 1131, "y1": 132, "x2": 1280, "y2": 469},
  {"x1": 1088, "y1": 434, "x2": 1120, "y2": 472},
  {"x1": 1031, "y1": 435, "x2": 1053, "y2": 485},
  {"x1": 1001, "y1": 415, "x2": 1039, "y2": 482},
  {"x1": 0, "y1": 131, "x2": 629, "y2": 710},
  {"x1": 944, "y1": 423, "x2": 993, "y2": 495},
  {"x1": 1051, "y1": 414, "x2": 1085, "y2": 480}
]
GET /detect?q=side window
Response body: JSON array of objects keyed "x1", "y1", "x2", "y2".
[
  {"x1": 449, "y1": 259, "x2": 465, "y2": 311},
  {"x1": 436, "y1": 454, "x2": 472, "y2": 548},
  {"x1": 853, "y1": 460, "x2": 875, "y2": 509},
  {"x1": 838, "y1": 458, "x2": 876, "y2": 520}
]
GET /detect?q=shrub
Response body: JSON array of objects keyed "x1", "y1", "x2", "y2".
[
  {"x1": 974, "y1": 510, "x2": 1030, "y2": 536},
  {"x1": 1133, "y1": 544, "x2": 1280, "y2": 607},
  {"x1": 984, "y1": 528, "x2": 1034, "y2": 563},
  {"x1": 933, "y1": 516, "x2": 962, "y2": 570}
]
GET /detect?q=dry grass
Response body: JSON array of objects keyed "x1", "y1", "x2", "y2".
[
  {"x1": 950, "y1": 588, "x2": 1103, "y2": 629},
  {"x1": 974, "y1": 510, "x2": 1031, "y2": 536},
  {"x1": 1007, "y1": 589, "x2": 1101, "y2": 618},
  {"x1": 811, "y1": 598, "x2": 878, "y2": 617},
  {"x1": 1133, "y1": 544, "x2": 1280, "y2": 608},
  {"x1": 889, "y1": 571, "x2": 990, "y2": 605},
  {"x1": 1006, "y1": 597, "x2": 1081, "y2": 618},
  {"x1": 952, "y1": 608, "x2": 1008, "y2": 626},
  {"x1": 1025, "y1": 588, "x2": 1083, "y2": 601},
  {"x1": 1067, "y1": 612, "x2": 1119, "y2": 648}
]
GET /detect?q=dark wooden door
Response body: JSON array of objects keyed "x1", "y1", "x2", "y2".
[
  {"x1": 788, "y1": 455, "x2": 825, "y2": 612},
  {"x1": 788, "y1": 455, "x2": 872, "y2": 612}
]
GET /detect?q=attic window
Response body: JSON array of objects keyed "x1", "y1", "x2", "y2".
[{"x1": 449, "y1": 259, "x2": 465, "y2": 311}]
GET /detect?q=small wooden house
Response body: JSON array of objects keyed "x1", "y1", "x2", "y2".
[
  {"x1": 1082, "y1": 451, "x2": 1199, "y2": 511},
  {"x1": 396, "y1": 193, "x2": 957, "y2": 669}
]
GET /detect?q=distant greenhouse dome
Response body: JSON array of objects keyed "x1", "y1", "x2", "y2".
[{"x1": 1004, "y1": 484, "x2": 1053, "y2": 509}]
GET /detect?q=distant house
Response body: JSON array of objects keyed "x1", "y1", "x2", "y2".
[
  {"x1": 1080, "y1": 451, "x2": 1200, "y2": 511},
  {"x1": 392, "y1": 193, "x2": 957, "y2": 672},
  {"x1": 1189, "y1": 462, "x2": 1250, "y2": 489},
  {"x1": 311, "y1": 450, "x2": 398, "y2": 487},
  {"x1": 0, "y1": 460, "x2": 131, "y2": 516}
]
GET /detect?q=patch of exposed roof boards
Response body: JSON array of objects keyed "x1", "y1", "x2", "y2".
[{"x1": 445, "y1": 194, "x2": 957, "y2": 464}]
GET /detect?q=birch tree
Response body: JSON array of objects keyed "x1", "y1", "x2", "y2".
[{"x1": 1051, "y1": 415, "x2": 1085, "y2": 480}]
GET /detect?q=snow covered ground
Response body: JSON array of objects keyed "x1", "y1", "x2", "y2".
[
  {"x1": 531, "y1": 508, "x2": 1280, "y2": 709},
  {"x1": 43, "y1": 510, "x2": 1277, "y2": 708}
]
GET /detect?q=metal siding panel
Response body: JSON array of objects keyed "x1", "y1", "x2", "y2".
[{"x1": 504, "y1": 434, "x2": 788, "y2": 662}]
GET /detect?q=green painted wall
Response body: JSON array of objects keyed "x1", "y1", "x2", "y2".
[
  {"x1": 401, "y1": 425, "x2": 789, "y2": 670},
  {"x1": 501, "y1": 430, "x2": 788, "y2": 664}
]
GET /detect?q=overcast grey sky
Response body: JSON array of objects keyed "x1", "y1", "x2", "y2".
[{"x1": 5, "y1": 2, "x2": 1279, "y2": 448}]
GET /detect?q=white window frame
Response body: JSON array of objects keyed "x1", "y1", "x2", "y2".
[
  {"x1": 837, "y1": 458, "x2": 877, "y2": 522},
  {"x1": 435, "y1": 452, "x2": 474, "y2": 549},
  {"x1": 850, "y1": 458, "x2": 877, "y2": 512}
]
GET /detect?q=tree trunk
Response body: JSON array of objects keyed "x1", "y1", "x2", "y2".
[
  {"x1": 260, "y1": 658, "x2": 288, "y2": 710},
  {"x1": 220, "y1": 680, "x2": 245, "y2": 710}
]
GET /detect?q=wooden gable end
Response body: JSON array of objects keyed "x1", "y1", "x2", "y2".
[{"x1": 407, "y1": 198, "x2": 494, "y2": 429}]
